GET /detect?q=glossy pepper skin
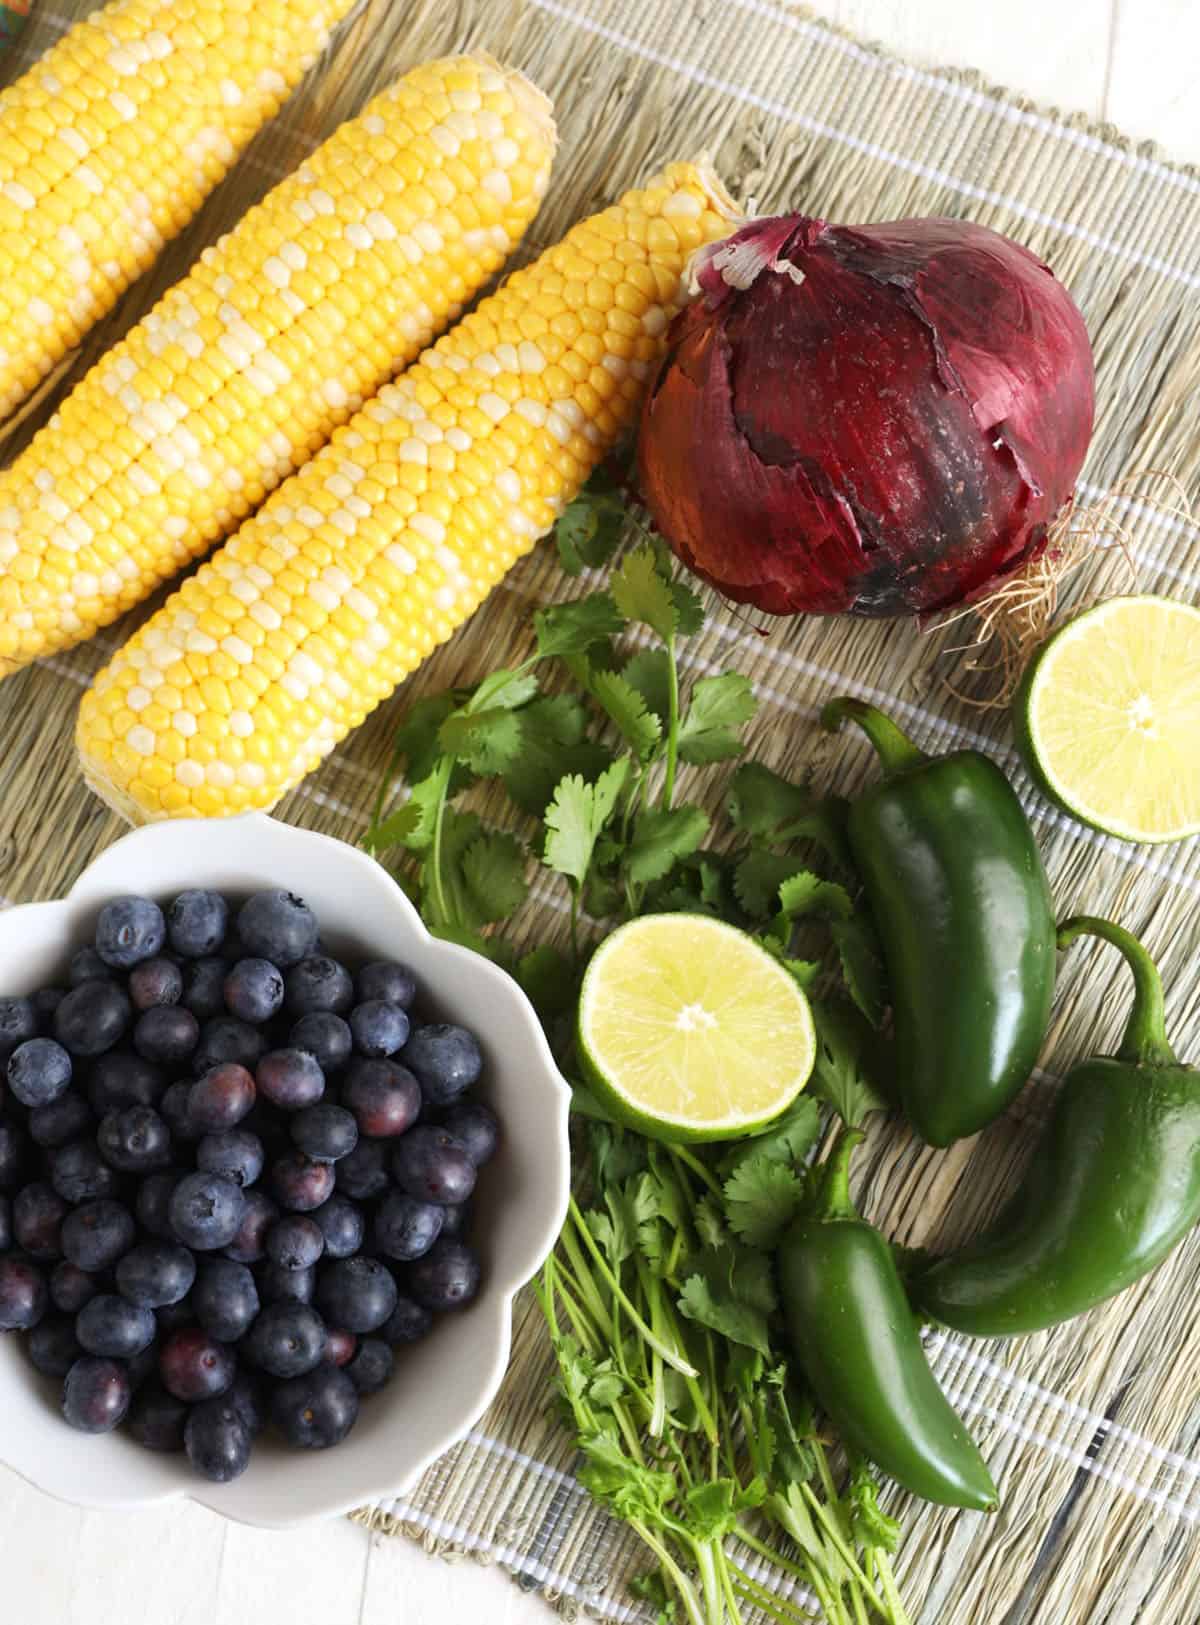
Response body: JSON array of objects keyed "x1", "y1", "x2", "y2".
[
  {"x1": 822, "y1": 698, "x2": 1055, "y2": 1146},
  {"x1": 917, "y1": 917, "x2": 1200, "y2": 1337},
  {"x1": 779, "y1": 1131, "x2": 998, "y2": 1511}
]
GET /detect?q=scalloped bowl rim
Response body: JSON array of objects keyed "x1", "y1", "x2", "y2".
[{"x1": 0, "y1": 814, "x2": 572, "y2": 1528}]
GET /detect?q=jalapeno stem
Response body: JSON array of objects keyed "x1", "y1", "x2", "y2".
[
  {"x1": 820, "y1": 698, "x2": 926, "y2": 775},
  {"x1": 810, "y1": 1128, "x2": 865, "y2": 1222},
  {"x1": 1057, "y1": 915, "x2": 1177, "y2": 1068}
]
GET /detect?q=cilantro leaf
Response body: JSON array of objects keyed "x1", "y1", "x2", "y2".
[
  {"x1": 516, "y1": 945, "x2": 579, "y2": 1024},
  {"x1": 390, "y1": 693, "x2": 464, "y2": 785},
  {"x1": 733, "y1": 851, "x2": 817, "y2": 917},
  {"x1": 553, "y1": 473, "x2": 628, "y2": 575},
  {"x1": 437, "y1": 707, "x2": 524, "y2": 776},
  {"x1": 460, "y1": 831, "x2": 529, "y2": 923},
  {"x1": 371, "y1": 770, "x2": 447, "y2": 855},
  {"x1": 627, "y1": 805, "x2": 709, "y2": 885},
  {"x1": 677, "y1": 1242, "x2": 777, "y2": 1355},
  {"x1": 723, "y1": 1156, "x2": 806, "y2": 1249},
  {"x1": 683, "y1": 1477, "x2": 766, "y2": 1542},
  {"x1": 848, "y1": 1458, "x2": 902, "y2": 1554},
  {"x1": 809, "y1": 995, "x2": 892, "y2": 1129},
  {"x1": 830, "y1": 915, "x2": 888, "y2": 1026},
  {"x1": 500, "y1": 695, "x2": 612, "y2": 816},
  {"x1": 612, "y1": 546, "x2": 678, "y2": 642},
  {"x1": 621, "y1": 648, "x2": 672, "y2": 725},
  {"x1": 777, "y1": 871, "x2": 854, "y2": 922},
  {"x1": 588, "y1": 668, "x2": 662, "y2": 759},
  {"x1": 694, "y1": 1195, "x2": 729, "y2": 1250},
  {"x1": 671, "y1": 579, "x2": 706, "y2": 636},
  {"x1": 544, "y1": 759, "x2": 630, "y2": 889},
  {"x1": 759, "y1": 942, "x2": 822, "y2": 991},
  {"x1": 678, "y1": 673, "x2": 757, "y2": 765},
  {"x1": 534, "y1": 594, "x2": 626, "y2": 660},
  {"x1": 726, "y1": 762, "x2": 853, "y2": 867},
  {"x1": 467, "y1": 669, "x2": 540, "y2": 713},
  {"x1": 719, "y1": 1095, "x2": 821, "y2": 1180}
]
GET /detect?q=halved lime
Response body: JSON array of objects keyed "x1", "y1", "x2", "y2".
[
  {"x1": 577, "y1": 914, "x2": 815, "y2": 1142},
  {"x1": 1014, "y1": 595, "x2": 1200, "y2": 844}
]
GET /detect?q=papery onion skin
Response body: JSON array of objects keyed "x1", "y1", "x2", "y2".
[{"x1": 637, "y1": 214, "x2": 1096, "y2": 617}]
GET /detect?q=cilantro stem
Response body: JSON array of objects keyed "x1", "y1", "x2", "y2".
[
  {"x1": 365, "y1": 736, "x2": 407, "y2": 851},
  {"x1": 556, "y1": 1221, "x2": 615, "y2": 1340},
  {"x1": 871, "y1": 1554, "x2": 912, "y2": 1625},
  {"x1": 630, "y1": 1522, "x2": 708, "y2": 1625},
  {"x1": 799, "y1": 1485, "x2": 889, "y2": 1617},
  {"x1": 568, "y1": 1197, "x2": 700, "y2": 1378},
  {"x1": 663, "y1": 630, "x2": 680, "y2": 811},
  {"x1": 569, "y1": 886, "x2": 581, "y2": 961},
  {"x1": 727, "y1": 1564, "x2": 816, "y2": 1624},
  {"x1": 426, "y1": 757, "x2": 454, "y2": 926},
  {"x1": 669, "y1": 1144, "x2": 724, "y2": 1201}
]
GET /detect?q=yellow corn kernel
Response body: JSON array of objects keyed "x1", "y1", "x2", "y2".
[
  {"x1": 78, "y1": 163, "x2": 738, "y2": 823},
  {"x1": 0, "y1": 54, "x2": 556, "y2": 680}
]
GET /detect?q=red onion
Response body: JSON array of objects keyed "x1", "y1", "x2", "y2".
[{"x1": 637, "y1": 214, "x2": 1095, "y2": 617}]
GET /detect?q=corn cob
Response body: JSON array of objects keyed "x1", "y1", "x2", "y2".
[
  {"x1": 0, "y1": 0, "x2": 361, "y2": 427},
  {"x1": 78, "y1": 163, "x2": 738, "y2": 821},
  {"x1": 0, "y1": 54, "x2": 557, "y2": 678}
]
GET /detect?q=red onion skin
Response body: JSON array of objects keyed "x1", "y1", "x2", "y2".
[{"x1": 637, "y1": 215, "x2": 1095, "y2": 617}]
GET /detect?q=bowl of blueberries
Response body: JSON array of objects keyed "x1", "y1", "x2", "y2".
[{"x1": 0, "y1": 813, "x2": 571, "y2": 1526}]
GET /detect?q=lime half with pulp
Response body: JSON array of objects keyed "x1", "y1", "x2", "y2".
[
  {"x1": 1014, "y1": 595, "x2": 1200, "y2": 844},
  {"x1": 577, "y1": 914, "x2": 816, "y2": 1143}
]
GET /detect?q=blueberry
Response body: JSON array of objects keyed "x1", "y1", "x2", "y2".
[
  {"x1": 342, "y1": 1058, "x2": 421, "y2": 1139},
  {"x1": 159, "y1": 1081, "x2": 199, "y2": 1143},
  {"x1": 222, "y1": 1188, "x2": 278, "y2": 1265},
  {"x1": 185, "y1": 1398, "x2": 252, "y2": 1483},
  {"x1": 226, "y1": 1370, "x2": 266, "y2": 1436},
  {"x1": 334, "y1": 1139, "x2": 389, "y2": 1201},
  {"x1": 290, "y1": 1103, "x2": 357, "y2": 1164},
  {"x1": 316, "y1": 1256, "x2": 398, "y2": 1334},
  {"x1": 129, "y1": 957, "x2": 184, "y2": 1012},
  {"x1": 29, "y1": 1092, "x2": 92, "y2": 1149},
  {"x1": 246, "y1": 1300, "x2": 327, "y2": 1378},
  {"x1": 14, "y1": 1181, "x2": 68, "y2": 1259},
  {"x1": 169, "y1": 1173, "x2": 246, "y2": 1251},
  {"x1": 32, "y1": 987, "x2": 67, "y2": 1026},
  {"x1": 62, "y1": 1356, "x2": 131, "y2": 1432},
  {"x1": 285, "y1": 956, "x2": 354, "y2": 1017},
  {"x1": 48, "y1": 1144, "x2": 117, "y2": 1209},
  {"x1": 0, "y1": 1193, "x2": 9, "y2": 1252},
  {"x1": 133, "y1": 1006, "x2": 199, "y2": 1067},
  {"x1": 28, "y1": 1314, "x2": 82, "y2": 1377},
  {"x1": 311, "y1": 1196, "x2": 364, "y2": 1261},
  {"x1": 436, "y1": 1102, "x2": 499, "y2": 1167},
  {"x1": 408, "y1": 1240, "x2": 482, "y2": 1313},
  {"x1": 390, "y1": 1126, "x2": 476, "y2": 1207},
  {"x1": 0, "y1": 996, "x2": 38, "y2": 1060},
  {"x1": 68, "y1": 948, "x2": 116, "y2": 988},
  {"x1": 7, "y1": 1038, "x2": 73, "y2": 1108},
  {"x1": 401, "y1": 1024, "x2": 482, "y2": 1107},
  {"x1": 196, "y1": 1129, "x2": 264, "y2": 1189},
  {"x1": 289, "y1": 1012, "x2": 353, "y2": 1075},
  {"x1": 271, "y1": 1365, "x2": 358, "y2": 1449},
  {"x1": 0, "y1": 1120, "x2": 27, "y2": 1190},
  {"x1": 349, "y1": 1000, "x2": 410, "y2": 1060},
  {"x1": 129, "y1": 1172, "x2": 177, "y2": 1244},
  {"x1": 193, "y1": 1017, "x2": 266, "y2": 1078},
  {"x1": 346, "y1": 1337, "x2": 394, "y2": 1395},
  {"x1": 189, "y1": 1063, "x2": 256, "y2": 1131},
  {"x1": 76, "y1": 1293, "x2": 156, "y2": 1358},
  {"x1": 180, "y1": 957, "x2": 229, "y2": 1020},
  {"x1": 55, "y1": 981, "x2": 132, "y2": 1058},
  {"x1": 0, "y1": 1256, "x2": 47, "y2": 1329},
  {"x1": 166, "y1": 890, "x2": 229, "y2": 959},
  {"x1": 355, "y1": 962, "x2": 417, "y2": 1011},
  {"x1": 95, "y1": 897, "x2": 166, "y2": 970},
  {"x1": 116, "y1": 1241, "x2": 196, "y2": 1308},
  {"x1": 97, "y1": 1105, "x2": 172, "y2": 1173},
  {"x1": 154, "y1": 1296, "x2": 195, "y2": 1336},
  {"x1": 266, "y1": 1215, "x2": 324, "y2": 1271},
  {"x1": 324, "y1": 1327, "x2": 357, "y2": 1367},
  {"x1": 61, "y1": 1199, "x2": 135, "y2": 1272},
  {"x1": 87, "y1": 1049, "x2": 163, "y2": 1114},
  {"x1": 236, "y1": 891, "x2": 318, "y2": 969},
  {"x1": 223, "y1": 959, "x2": 284, "y2": 1025},
  {"x1": 128, "y1": 1382, "x2": 188, "y2": 1453},
  {"x1": 159, "y1": 1327, "x2": 236, "y2": 1402},
  {"x1": 49, "y1": 1261, "x2": 100, "y2": 1315},
  {"x1": 438, "y1": 1202, "x2": 471, "y2": 1240},
  {"x1": 379, "y1": 1295, "x2": 433, "y2": 1345},
  {"x1": 258, "y1": 1260, "x2": 316, "y2": 1305},
  {"x1": 270, "y1": 1153, "x2": 334, "y2": 1213},
  {"x1": 375, "y1": 1193, "x2": 444, "y2": 1263},
  {"x1": 192, "y1": 1257, "x2": 260, "y2": 1342},
  {"x1": 256, "y1": 1048, "x2": 325, "y2": 1111}
]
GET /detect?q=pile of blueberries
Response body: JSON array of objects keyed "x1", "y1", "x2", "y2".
[{"x1": 0, "y1": 887, "x2": 498, "y2": 1483}]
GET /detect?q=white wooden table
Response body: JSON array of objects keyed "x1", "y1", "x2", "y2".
[{"x1": 4, "y1": 2, "x2": 1198, "y2": 1621}]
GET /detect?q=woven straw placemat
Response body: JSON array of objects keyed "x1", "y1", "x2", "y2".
[{"x1": 3, "y1": 3, "x2": 1200, "y2": 1621}]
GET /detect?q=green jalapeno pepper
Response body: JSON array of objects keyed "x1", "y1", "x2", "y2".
[
  {"x1": 822, "y1": 697, "x2": 1055, "y2": 1146},
  {"x1": 778, "y1": 1130, "x2": 998, "y2": 1511},
  {"x1": 916, "y1": 916, "x2": 1200, "y2": 1337}
]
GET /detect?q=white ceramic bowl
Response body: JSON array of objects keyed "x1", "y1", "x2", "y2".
[{"x1": 0, "y1": 814, "x2": 571, "y2": 1527}]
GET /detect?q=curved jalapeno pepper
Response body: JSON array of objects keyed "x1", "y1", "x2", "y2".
[
  {"x1": 916, "y1": 916, "x2": 1200, "y2": 1337},
  {"x1": 822, "y1": 697, "x2": 1055, "y2": 1146},
  {"x1": 778, "y1": 1131, "x2": 998, "y2": 1511}
]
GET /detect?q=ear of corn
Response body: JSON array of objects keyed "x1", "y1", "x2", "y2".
[
  {"x1": 0, "y1": 53, "x2": 556, "y2": 678},
  {"x1": 0, "y1": 0, "x2": 361, "y2": 428},
  {"x1": 77, "y1": 162, "x2": 738, "y2": 822}
]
